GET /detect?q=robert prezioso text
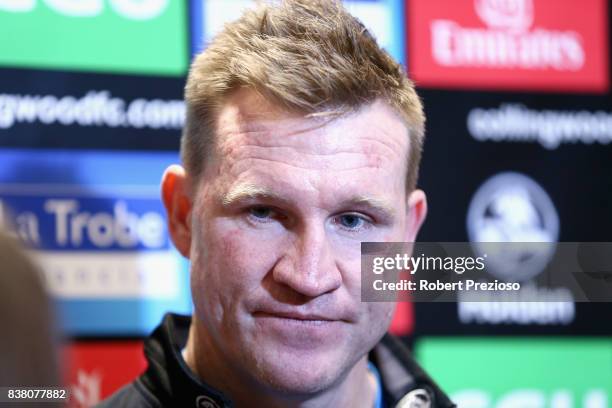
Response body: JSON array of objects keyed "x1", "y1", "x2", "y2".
[{"x1": 373, "y1": 279, "x2": 521, "y2": 292}]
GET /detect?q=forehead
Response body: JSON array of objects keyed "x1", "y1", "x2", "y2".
[
  {"x1": 203, "y1": 90, "x2": 409, "y2": 203},
  {"x1": 213, "y1": 90, "x2": 408, "y2": 160}
]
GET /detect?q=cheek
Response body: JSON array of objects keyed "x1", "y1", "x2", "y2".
[
  {"x1": 363, "y1": 302, "x2": 395, "y2": 335},
  {"x1": 191, "y1": 220, "x2": 279, "y2": 305}
]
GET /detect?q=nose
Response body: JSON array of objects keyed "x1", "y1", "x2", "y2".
[{"x1": 271, "y1": 223, "x2": 342, "y2": 298}]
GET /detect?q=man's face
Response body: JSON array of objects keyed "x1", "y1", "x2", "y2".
[{"x1": 167, "y1": 90, "x2": 426, "y2": 394}]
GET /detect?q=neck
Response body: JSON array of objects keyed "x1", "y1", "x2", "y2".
[{"x1": 183, "y1": 318, "x2": 377, "y2": 408}]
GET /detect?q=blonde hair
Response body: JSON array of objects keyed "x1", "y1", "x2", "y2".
[{"x1": 182, "y1": 0, "x2": 425, "y2": 191}]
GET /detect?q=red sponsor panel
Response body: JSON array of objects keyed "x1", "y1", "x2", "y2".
[
  {"x1": 389, "y1": 300, "x2": 415, "y2": 336},
  {"x1": 63, "y1": 341, "x2": 146, "y2": 407},
  {"x1": 407, "y1": 0, "x2": 609, "y2": 92}
]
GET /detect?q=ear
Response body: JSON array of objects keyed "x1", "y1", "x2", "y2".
[
  {"x1": 405, "y1": 189, "x2": 428, "y2": 242},
  {"x1": 161, "y1": 165, "x2": 192, "y2": 258}
]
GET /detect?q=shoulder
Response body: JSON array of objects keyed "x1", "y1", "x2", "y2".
[{"x1": 95, "y1": 379, "x2": 161, "y2": 408}]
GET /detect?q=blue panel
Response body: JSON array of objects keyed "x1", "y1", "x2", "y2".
[
  {"x1": 389, "y1": 0, "x2": 406, "y2": 65},
  {"x1": 190, "y1": 0, "x2": 204, "y2": 58},
  {"x1": 0, "y1": 148, "x2": 192, "y2": 336},
  {"x1": 191, "y1": 0, "x2": 405, "y2": 64}
]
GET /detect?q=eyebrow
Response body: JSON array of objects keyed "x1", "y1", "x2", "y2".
[
  {"x1": 221, "y1": 183, "x2": 396, "y2": 219},
  {"x1": 221, "y1": 183, "x2": 282, "y2": 206},
  {"x1": 344, "y1": 196, "x2": 396, "y2": 220}
]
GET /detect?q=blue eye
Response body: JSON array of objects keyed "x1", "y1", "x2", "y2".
[
  {"x1": 339, "y1": 214, "x2": 362, "y2": 229},
  {"x1": 337, "y1": 213, "x2": 370, "y2": 231},
  {"x1": 249, "y1": 207, "x2": 272, "y2": 219}
]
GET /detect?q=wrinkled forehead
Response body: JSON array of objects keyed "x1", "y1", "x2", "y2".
[{"x1": 211, "y1": 89, "x2": 410, "y2": 163}]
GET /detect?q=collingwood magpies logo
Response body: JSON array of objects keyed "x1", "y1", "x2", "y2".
[{"x1": 467, "y1": 172, "x2": 559, "y2": 282}]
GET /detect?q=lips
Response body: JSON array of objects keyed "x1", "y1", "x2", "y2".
[
  {"x1": 250, "y1": 307, "x2": 349, "y2": 347},
  {"x1": 253, "y1": 310, "x2": 337, "y2": 322}
]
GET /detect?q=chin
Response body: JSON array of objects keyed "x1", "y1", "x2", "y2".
[{"x1": 250, "y1": 347, "x2": 349, "y2": 395}]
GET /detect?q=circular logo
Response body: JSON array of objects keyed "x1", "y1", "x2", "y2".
[
  {"x1": 467, "y1": 172, "x2": 559, "y2": 282},
  {"x1": 396, "y1": 389, "x2": 431, "y2": 408},
  {"x1": 195, "y1": 395, "x2": 220, "y2": 408}
]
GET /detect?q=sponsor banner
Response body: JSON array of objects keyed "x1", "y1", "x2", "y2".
[
  {"x1": 416, "y1": 89, "x2": 612, "y2": 243},
  {"x1": 467, "y1": 104, "x2": 612, "y2": 150},
  {"x1": 0, "y1": 149, "x2": 191, "y2": 335},
  {"x1": 0, "y1": 0, "x2": 188, "y2": 76},
  {"x1": 413, "y1": 89, "x2": 612, "y2": 332},
  {"x1": 0, "y1": 194, "x2": 170, "y2": 251},
  {"x1": 191, "y1": 0, "x2": 405, "y2": 64},
  {"x1": 407, "y1": 0, "x2": 609, "y2": 92},
  {"x1": 0, "y1": 68, "x2": 185, "y2": 150},
  {"x1": 64, "y1": 341, "x2": 146, "y2": 407},
  {"x1": 415, "y1": 337, "x2": 612, "y2": 408}
]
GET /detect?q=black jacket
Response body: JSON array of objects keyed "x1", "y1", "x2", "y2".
[{"x1": 96, "y1": 313, "x2": 455, "y2": 408}]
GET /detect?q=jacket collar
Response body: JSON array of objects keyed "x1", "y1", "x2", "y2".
[{"x1": 371, "y1": 334, "x2": 455, "y2": 407}]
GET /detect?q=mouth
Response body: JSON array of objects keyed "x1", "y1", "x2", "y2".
[
  {"x1": 252, "y1": 311, "x2": 338, "y2": 323},
  {"x1": 250, "y1": 309, "x2": 347, "y2": 346}
]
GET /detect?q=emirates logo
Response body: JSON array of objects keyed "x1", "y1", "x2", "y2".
[
  {"x1": 409, "y1": 0, "x2": 607, "y2": 92},
  {"x1": 430, "y1": 0, "x2": 584, "y2": 71},
  {"x1": 475, "y1": 0, "x2": 533, "y2": 33}
]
